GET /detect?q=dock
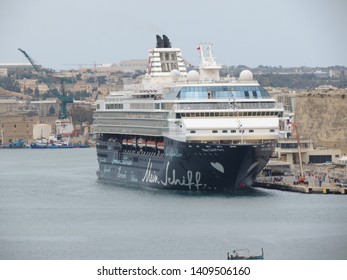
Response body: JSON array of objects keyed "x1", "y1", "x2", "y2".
[{"x1": 254, "y1": 177, "x2": 346, "y2": 195}]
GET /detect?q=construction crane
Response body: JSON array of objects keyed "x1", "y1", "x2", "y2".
[
  {"x1": 18, "y1": 48, "x2": 73, "y2": 119},
  {"x1": 291, "y1": 121, "x2": 308, "y2": 185}
]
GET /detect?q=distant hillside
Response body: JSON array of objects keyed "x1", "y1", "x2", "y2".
[
  {"x1": 294, "y1": 90, "x2": 347, "y2": 153},
  {"x1": 0, "y1": 87, "x2": 29, "y2": 99}
]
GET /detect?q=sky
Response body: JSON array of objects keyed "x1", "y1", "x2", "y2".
[{"x1": 1, "y1": 0, "x2": 346, "y2": 70}]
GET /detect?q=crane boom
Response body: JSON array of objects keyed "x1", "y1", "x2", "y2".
[
  {"x1": 18, "y1": 48, "x2": 73, "y2": 119},
  {"x1": 291, "y1": 122, "x2": 304, "y2": 178}
]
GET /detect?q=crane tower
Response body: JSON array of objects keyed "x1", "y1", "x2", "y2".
[{"x1": 18, "y1": 48, "x2": 73, "y2": 119}]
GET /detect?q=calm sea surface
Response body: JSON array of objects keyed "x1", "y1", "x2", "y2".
[{"x1": 1, "y1": 148, "x2": 346, "y2": 260}]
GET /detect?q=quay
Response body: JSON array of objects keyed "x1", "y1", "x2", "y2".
[{"x1": 253, "y1": 177, "x2": 346, "y2": 195}]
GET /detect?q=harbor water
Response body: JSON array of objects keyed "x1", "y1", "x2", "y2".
[{"x1": 1, "y1": 148, "x2": 346, "y2": 260}]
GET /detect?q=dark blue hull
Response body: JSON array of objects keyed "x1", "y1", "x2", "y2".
[
  {"x1": 96, "y1": 137, "x2": 275, "y2": 193},
  {"x1": 30, "y1": 144, "x2": 90, "y2": 149}
]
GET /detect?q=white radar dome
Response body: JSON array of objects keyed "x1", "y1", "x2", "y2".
[
  {"x1": 239, "y1": 70, "x2": 253, "y2": 81},
  {"x1": 170, "y1": 69, "x2": 181, "y2": 81},
  {"x1": 187, "y1": 70, "x2": 200, "y2": 81}
]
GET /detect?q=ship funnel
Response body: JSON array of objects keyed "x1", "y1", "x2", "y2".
[
  {"x1": 156, "y1": 35, "x2": 164, "y2": 48},
  {"x1": 163, "y1": 34, "x2": 172, "y2": 48}
]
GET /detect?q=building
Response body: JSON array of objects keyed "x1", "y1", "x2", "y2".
[
  {"x1": 0, "y1": 114, "x2": 58, "y2": 145},
  {"x1": 118, "y1": 59, "x2": 148, "y2": 72},
  {"x1": 276, "y1": 138, "x2": 342, "y2": 165},
  {"x1": 0, "y1": 115, "x2": 39, "y2": 144},
  {"x1": 0, "y1": 68, "x2": 8, "y2": 77},
  {"x1": 0, "y1": 99, "x2": 24, "y2": 114},
  {"x1": 0, "y1": 63, "x2": 33, "y2": 71},
  {"x1": 30, "y1": 99, "x2": 59, "y2": 116}
]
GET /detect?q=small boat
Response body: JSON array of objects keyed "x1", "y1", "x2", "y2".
[
  {"x1": 137, "y1": 138, "x2": 146, "y2": 148},
  {"x1": 30, "y1": 136, "x2": 89, "y2": 149},
  {"x1": 227, "y1": 248, "x2": 264, "y2": 260},
  {"x1": 30, "y1": 142, "x2": 89, "y2": 149},
  {"x1": 146, "y1": 140, "x2": 156, "y2": 149},
  {"x1": 1, "y1": 139, "x2": 28, "y2": 149},
  {"x1": 156, "y1": 141, "x2": 164, "y2": 150}
]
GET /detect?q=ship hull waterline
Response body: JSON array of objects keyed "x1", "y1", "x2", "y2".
[{"x1": 96, "y1": 137, "x2": 276, "y2": 193}]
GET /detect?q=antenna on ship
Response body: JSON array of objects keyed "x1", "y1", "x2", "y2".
[{"x1": 197, "y1": 43, "x2": 221, "y2": 81}]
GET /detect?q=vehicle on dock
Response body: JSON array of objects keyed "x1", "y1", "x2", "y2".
[
  {"x1": 293, "y1": 176, "x2": 309, "y2": 186},
  {"x1": 227, "y1": 248, "x2": 264, "y2": 260},
  {"x1": 335, "y1": 178, "x2": 347, "y2": 188}
]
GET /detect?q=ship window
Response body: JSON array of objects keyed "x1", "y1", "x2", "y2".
[
  {"x1": 244, "y1": 91, "x2": 250, "y2": 99},
  {"x1": 190, "y1": 130, "x2": 196, "y2": 133},
  {"x1": 222, "y1": 130, "x2": 227, "y2": 133},
  {"x1": 207, "y1": 91, "x2": 216, "y2": 99},
  {"x1": 97, "y1": 145, "x2": 108, "y2": 149},
  {"x1": 270, "y1": 129, "x2": 275, "y2": 132},
  {"x1": 97, "y1": 153, "x2": 107, "y2": 158},
  {"x1": 231, "y1": 130, "x2": 236, "y2": 133},
  {"x1": 106, "y1": 103, "x2": 123, "y2": 109},
  {"x1": 212, "y1": 130, "x2": 218, "y2": 133},
  {"x1": 252, "y1": 91, "x2": 258, "y2": 98},
  {"x1": 249, "y1": 130, "x2": 254, "y2": 133}
]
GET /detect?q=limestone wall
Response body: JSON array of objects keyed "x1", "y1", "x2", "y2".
[{"x1": 294, "y1": 90, "x2": 347, "y2": 152}]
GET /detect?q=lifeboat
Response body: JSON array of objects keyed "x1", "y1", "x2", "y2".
[
  {"x1": 157, "y1": 141, "x2": 164, "y2": 150},
  {"x1": 146, "y1": 140, "x2": 156, "y2": 149},
  {"x1": 137, "y1": 138, "x2": 146, "y2": 148},
  {"x1": 132, "y1": 138, "x2": 137, "y2": 147},
  {"x1": 127, "y1": 138, "x2": 136, "y2": 146}
]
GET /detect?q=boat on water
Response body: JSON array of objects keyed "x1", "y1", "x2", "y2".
[
  {"x1": 30, "y1": 135, "x2": 89, "y2": 149},
  {"x1": 227, "y1": 248, "x2": 264, "y2": 260},
  {"x1": 93, "y1": 35, "x2": 283, "y2": 192},
  {"x1": 30, "y1": 142, "x2": 89, "y2": 149},
  {"x1": 30, "y1": 118, "x2": 90, "y2": 149},
  {"x1": 0, "y1": 139, "x2": 28, "y2": 149}
]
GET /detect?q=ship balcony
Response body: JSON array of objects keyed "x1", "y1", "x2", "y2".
[
  {"x1": 174, "y1": 102, "x2": 283, "y2": 111},
  {"x1": 185, "y1": 129, "x2": 278, "y2": 142}
]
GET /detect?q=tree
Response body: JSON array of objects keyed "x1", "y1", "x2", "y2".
[
  {"x1": 48, "y1": 106, "x2": 56, "y2": 115},
  {"x1": 70, "y1": 105, "x2": 94, "y2": 124},
  {"x1": 0, "y1": 77, "x2": 20, "y2": 92}
]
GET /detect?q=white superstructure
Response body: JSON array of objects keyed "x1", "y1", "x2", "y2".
[{"x1": 95, "y1": 35, "x2": 283, "y2": 145}]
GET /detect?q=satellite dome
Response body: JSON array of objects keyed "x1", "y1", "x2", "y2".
[
  {"x1": 187, "y1": 70, "x2": 200, "y2": 81},
  {"x1": 239, "y1": 70, "x2": 253, "y2": 81},
  {"x1": 170, "y1": 69, "x2": 181, "y2": 81}
]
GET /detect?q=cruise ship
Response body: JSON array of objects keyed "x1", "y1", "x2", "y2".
[{"x1": 94, "y1": 35, "x2": 283, "y2": 192}]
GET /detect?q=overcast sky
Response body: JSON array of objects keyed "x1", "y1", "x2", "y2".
[{"x1": 1, "y1": 0, "x2": 346, "y2": 70}]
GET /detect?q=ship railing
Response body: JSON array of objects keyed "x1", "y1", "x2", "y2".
[{"x1": 174, "y1": 102, "x2": 283, "y2": 111}]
